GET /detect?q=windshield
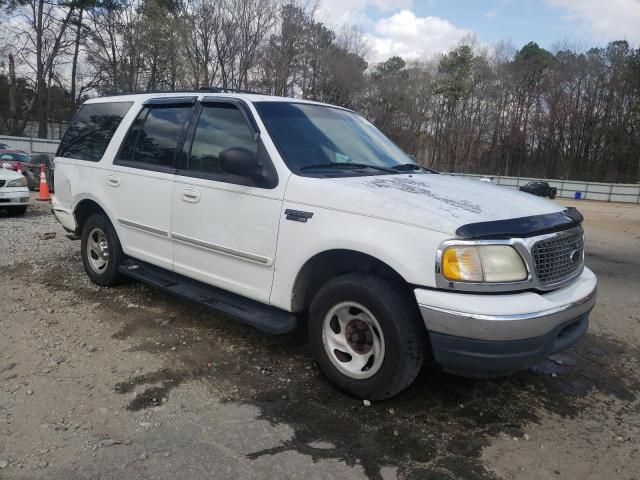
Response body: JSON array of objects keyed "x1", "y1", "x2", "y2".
[
  {"x1": 254, "y1": 102, "x2": 418, "y2": 176},
  {"x1": 0, "y1": 153, "x2": 31, "y2": 162}
]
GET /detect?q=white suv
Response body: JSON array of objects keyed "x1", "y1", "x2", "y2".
[{"x1": 52, "y1": 90, "x2": 597, "y2": 399}]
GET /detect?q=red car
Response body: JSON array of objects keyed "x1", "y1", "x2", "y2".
[{"x1": 0, "y1": 150, "x2": 31, "y2": 172}]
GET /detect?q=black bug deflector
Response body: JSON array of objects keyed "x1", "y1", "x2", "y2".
[{"x1": 456, "y1": 207, "x2": 583, "y2": 239}]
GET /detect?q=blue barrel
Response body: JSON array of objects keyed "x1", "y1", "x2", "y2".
[{"x1": 574, "y1": 191, "x2": 582, "y2": 200}]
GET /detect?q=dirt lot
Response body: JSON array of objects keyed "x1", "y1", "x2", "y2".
[{"x1": 1, "y1": 196, "x2": 639, "y2": 480}]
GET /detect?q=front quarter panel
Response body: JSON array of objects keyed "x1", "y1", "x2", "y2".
[{"x1": 269, "y1": 202, "x2": 449, "y2": 311}]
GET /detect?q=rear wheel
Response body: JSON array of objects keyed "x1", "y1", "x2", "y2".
[
  {"x1": 308, "y1": 273, "x2": 426, "y2": 400},
  {"x1": 549, "y1": 189, "x2": 557, "y2": 199},
  {"x1": 81, "y1": 213, "x2": 126, "y2": 286}
]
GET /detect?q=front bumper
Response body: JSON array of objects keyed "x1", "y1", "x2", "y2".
[
  {"x1": 0, "y1": 187, "x2": 30, "y2": 206},
  {"x1": 415, "y1": 267, "x2": 597, "y2": 377}
]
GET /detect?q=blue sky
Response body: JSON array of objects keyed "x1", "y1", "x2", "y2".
[{"x1": 318, "y1": 0, "x2": 640, "y2": 62}]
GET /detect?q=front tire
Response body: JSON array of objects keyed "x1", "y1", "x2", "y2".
[
  {"x1": 81, "y1": 213, "x2": 126, "y2": 286},
  {"x1": 7, "y1": 206, "x2": 27, "y2": 216},
  {"x1": 308, "y1": 273, "x2": 426, "y2": 400}
]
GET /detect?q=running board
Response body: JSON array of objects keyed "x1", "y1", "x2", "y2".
[{"x1": 119, "y1": 259, "x2": 297, "y2": 334}]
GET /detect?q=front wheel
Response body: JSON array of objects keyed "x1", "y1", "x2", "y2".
[{"x1": 308, "y1": 273, "x2": 426, "y2": 400}]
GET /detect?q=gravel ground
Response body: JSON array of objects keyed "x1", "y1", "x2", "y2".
[{"x1": 0, "y1": 195, "x2": 639, "y2": 480}]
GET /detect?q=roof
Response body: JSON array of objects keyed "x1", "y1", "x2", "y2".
[
  {"x1": 83, "y1": 91, "x2": 339, "y2": 109},
  {"x1": 0, "y1": 149, "x2": 29, "y2": 155}
]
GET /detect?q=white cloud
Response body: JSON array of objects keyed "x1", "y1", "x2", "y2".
[
  {"x1": 370, "y1": 0, "x2": 413, "y2": 11},
  {"x1": 485, "y1": 9, "x2": 497, "y2": 19},
  {"x1": 548, "y1": 0, "x2": 640, "y2": 44},
  {"x1": 315, "y1": 1, "x2": 474, "y2": 63},
  {"x1": 317, "y1": 0, "x2": 412, "y2": 27},
  {"x1": 366, "y1": 10, "x2": 473, "y2": 62}
]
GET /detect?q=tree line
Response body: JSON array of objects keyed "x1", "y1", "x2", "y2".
[{"x1": 1, "y1": 0, "x2": 638, "y2": 182}]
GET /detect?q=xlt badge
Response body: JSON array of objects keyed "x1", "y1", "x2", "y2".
[{"x1": 285, "y1": 209, "x2": 314, "y2": 223}]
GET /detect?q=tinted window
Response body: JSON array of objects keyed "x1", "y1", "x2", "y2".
[
  {"x1": 189, "y1": 103, "x2": 256, "y2": 174},
  {"x1": 117, "y1": 109, "x2": 147, "y2": 162},
  {"x1": 118, "y1": 106, "x2": 191, "y2": 168},
  {"x1": 57, "y1": 102, "x2": 133, "y2": 161}
]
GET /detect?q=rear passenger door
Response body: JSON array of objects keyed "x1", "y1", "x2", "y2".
[
  {"x1": 171, "y1": 99, "x2": 283, "y2": 303},
  {"x1": 107, "y1": 97, "x2": 195, "y2": 270}
]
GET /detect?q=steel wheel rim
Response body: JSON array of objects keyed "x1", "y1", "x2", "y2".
[
  {"x1": 321, "y1": 301, "x2": 385, "y2": 380},
  {"x1": 87, "y1": 227, "x2": 109, "y2": 274}
]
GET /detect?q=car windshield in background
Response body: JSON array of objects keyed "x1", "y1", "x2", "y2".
[
  {"x1": 0, "y1": 153, "x2": 31, "y2": 162},
  {"x1": 254, "y1": 102, "x2": 421, "y2": 176}
]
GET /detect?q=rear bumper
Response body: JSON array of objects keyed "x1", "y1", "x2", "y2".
[
  {"x1": 0, "y1": 187, "x2": 30, "y2": 206},
  {"x1": 415, "y1": 268, "x2": 597, "y2": 377}
]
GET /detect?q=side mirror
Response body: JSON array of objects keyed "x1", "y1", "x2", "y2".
[{"x1": 219, "y1": 147, "x2": 261, "y2": 178}]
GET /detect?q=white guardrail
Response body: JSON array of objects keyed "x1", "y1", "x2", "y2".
[
  {"x1": 0, "y1": 134, "x2": 60, "y2": 154},
  {"x1": 447, "y1": 173, "x2": 640, "y2": 204}
]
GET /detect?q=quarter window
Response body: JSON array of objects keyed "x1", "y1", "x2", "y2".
[
  {"x1": 188, "y1": 103, "x2": 257, "y2": 174},
  {"x1": 118, "y1": 106, "x2": 192, "y2": 168},
  {"x1": 57, "y1": 102, "x2": 133, "y2": 161}
]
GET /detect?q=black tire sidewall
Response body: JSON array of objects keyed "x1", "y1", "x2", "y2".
[
  {"x1": 308, "y1": 274, "x2": 425, "y2": 400},
  {"x1": 8, "y1": 206, "x2": 27, "y2": 216},
  {"x1": 81, "y1": 214, "x2": 124, "y2": 286}
]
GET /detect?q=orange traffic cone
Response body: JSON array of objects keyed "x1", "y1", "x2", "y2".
[{"x1": 37, "y1": 163, "x2": 51, "y2": 202}]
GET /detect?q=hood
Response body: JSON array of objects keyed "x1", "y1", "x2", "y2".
[
  {"x1": 284, "y1": 173, "x2": 565, "y2": 236},
  {"x1": 0, "y1": 167, "x2": 22, "y2": 181}
]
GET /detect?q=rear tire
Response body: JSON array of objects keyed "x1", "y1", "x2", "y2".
[
  {"x1": 308, "y1": 273, "x2": 426, "y2": 400},
  {"x1": 81, "y1": 213, "x2": 126, "y2": 286},
  {"x1": 549, "y1": 189, "x2": 557, "y2": 199}
]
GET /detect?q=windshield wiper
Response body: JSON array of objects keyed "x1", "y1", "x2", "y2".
[
  {"x1": 391, "y1": 163, "x2": 422, "y2": 171},
  {"x1": 57, "y1": 129, "x2": 102, "y2": 157},
  {"x1": 299, "y1": 162, "x2": 395, "y2": 173},
  {"x1": 391, "y1": 163, "x2": 439, "y2": 174}
]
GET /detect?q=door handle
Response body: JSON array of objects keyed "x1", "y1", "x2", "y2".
[
  {"x1": 106, "y1": 175, "x2": 120, "y2": 187},
  {"x1": 182, "y1": 188, "x2": 200, "y2": 203}
]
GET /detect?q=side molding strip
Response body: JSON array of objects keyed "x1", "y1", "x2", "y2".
[
  {"x1": 117, "y1": 218, "x2": 169, "y2": 238},
  {"x1": 171, "y1": 232, "x2": 272, "y2": 266}
]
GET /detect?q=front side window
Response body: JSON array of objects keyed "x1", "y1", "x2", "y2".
[
  {"x1": 118, "y1": 105, "x2": 192, "y2": 168},
  {"x1": 188, "y1": 103, "x2": 257, "y2": 174},
  {"x1": 254, "y1": 102, "x2": 419, "y2": 177},
  {"x1": 57, "y1": 102, "x2": 133, "y2": 161}
]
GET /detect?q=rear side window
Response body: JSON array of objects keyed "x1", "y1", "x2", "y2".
[
  {"x1": 117, "y1": 106, "x2": 192, "y2": 168},
  {"x1": 189, "y1": 103, "x2": 257, "y2": 174},
  {"x1": 57, "y1": 102, "x2": 133, "y2": 161}
]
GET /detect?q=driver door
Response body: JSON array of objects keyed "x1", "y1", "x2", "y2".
[{"x1": 171, "y1": 100, "x2": 284, "y2": 303}]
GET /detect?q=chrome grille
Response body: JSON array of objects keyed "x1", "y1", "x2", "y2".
[{"x1": 532, "y1": 230, "x2": 584, "y2": 286}]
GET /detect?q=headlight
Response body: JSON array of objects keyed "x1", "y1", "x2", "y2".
[
  {"x1": 441, "y1": 245, "x2": 527, "y2": 283},
  {"x1": 6, "y1": 176, "x2": 28, "y2": 187}
]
